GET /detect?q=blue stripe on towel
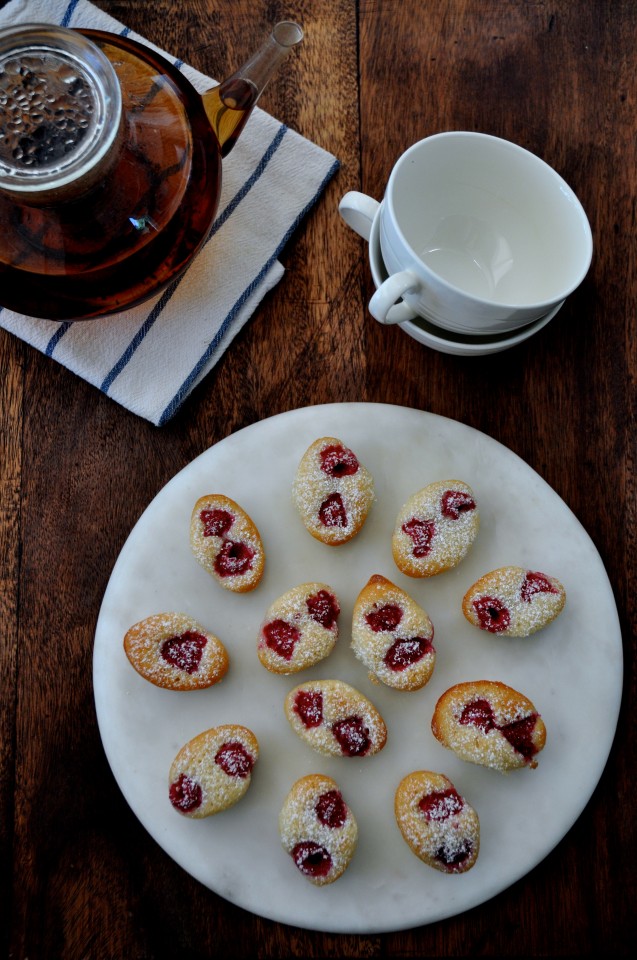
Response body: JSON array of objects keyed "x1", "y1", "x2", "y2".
[
  {"x1": 45, "y1": 323, "x2": 72, "y2": 356},
  {"x1": 42, "y1": 30, "x2": 287, "y2": 386},
  {"x1": 99, "y1": 124, "x2": 289, "y2": 393},
  {"x1": 0, "y1": 6, "x2": 338, "y2": 427},
  {"x1": 61, "y1": 0, "x2": 81, "y2": 27},
  {"x1": 157, "y1": 155, "x2": 340, "y2": 425}
]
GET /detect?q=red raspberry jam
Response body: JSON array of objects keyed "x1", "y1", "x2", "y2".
[
  {"x1": 169, "y1": 773, "x2": 202, "y2": 812},
  {"x1": 331, "y1": 715, "x2": 371, "y2": 757},
  {"x1": 214, "y1": 741, "x2": 254, "y2": 778},
  {"x1": 263, "y1": 619, "x2": 300, "y2": 661},
  {"x1": 306, "y1": 590, "x2": 340, "y2": 629},
  {"x1": 402, "y1": 517, "x2": 436, "y2": 557},
  {"x1": 160, "y1": 631, "x2": 207, "y2": 674},
  {"x1": 472, "y1": 596, "x2": 511, "y2": 632},
  {"x1": 460, "y1": 698, "x2": 496, "y2": 733},
  {"x1": 384, "y1": 636, "x2": 433, "y2": 671},
  {"x1": 319, "y1": 444, "x2": 359, "y2": 477},
  {"x1": 501, "y1": 714, "x2": 539, "y2": 758},
  {"x1": 521, "y1": 571, "x2": 558, "y2": 602},
  {"x1": 214, "y1": 540, "x2": 254, "y2": 577},
  {"x1": 419, "y1": 787, "x2": 464, "y2": 821},
  {"x1": 460, "y1": 699, "x2": 540, "y2": 761},
  {"x1": 316, "y1": 789, "x2": 347, "y2": 828},
  {"x1": 441, "y1": 490, "x2": 476, "y2": 519},
  {"x1": 318, "y1": 492, "x2": 348, "y2": 528},
  {"x1": 294, "y1": 689, "x2": 323, "y2": 728},
  {"x1": 292, "y1": 841, "x2": 332, "y2": 878},
  {"x1": 200, "y1": 508, "x2": 234, "y2": 537},
  {"x1": 435, "y1": 839, "x2": 474, "y2": 869},
  {"x1": 365, "y1": 603, "x2": 403, "y2": 632}
]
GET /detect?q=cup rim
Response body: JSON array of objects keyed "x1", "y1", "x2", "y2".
[{"x1": 383, "y1": 130, "x2": 593, "y2": 313}]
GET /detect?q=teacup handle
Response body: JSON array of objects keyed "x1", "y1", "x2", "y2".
[
  {"x1": 369, "y1": 271, "x2": 421, "y2": 325},
  {"x1": 340, "y1": 192, "x2": 417, "y2": 324},
  {"x1": 338, "y1": 191, "x2": 380, "y2": 241}
]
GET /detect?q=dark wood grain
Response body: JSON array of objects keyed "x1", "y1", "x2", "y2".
[{"x1": 1, "y1": 0, "x2": 635, "y2": 956}]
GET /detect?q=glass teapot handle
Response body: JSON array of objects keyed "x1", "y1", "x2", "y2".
[{"x1": 202, "y1": 22, "x2": 303, "y2": 157}]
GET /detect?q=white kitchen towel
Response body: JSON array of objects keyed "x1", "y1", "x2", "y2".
[{"x1": 0, "y1": 0, "x2": 338, "y2": 424}]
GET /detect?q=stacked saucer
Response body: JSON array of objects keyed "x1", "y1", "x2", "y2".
[{"x1": 367, "y1": 213, "x2": 561, "y2": 357}]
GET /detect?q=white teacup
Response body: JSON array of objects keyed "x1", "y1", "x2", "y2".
[
  {"x1": 339, "y1": 132, "x2": 593, "y2": 335},
  {"x1": 366, "y1": 206, "x2": 562, "y2": 356}
]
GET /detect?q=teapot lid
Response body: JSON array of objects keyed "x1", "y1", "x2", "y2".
[{"x1": 0, "y1": 23, "x2": 121, "y2": 196}]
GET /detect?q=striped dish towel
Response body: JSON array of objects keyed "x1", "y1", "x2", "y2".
[{"x1": 0, "y1": 0, "x2": 339, "y2": 424}]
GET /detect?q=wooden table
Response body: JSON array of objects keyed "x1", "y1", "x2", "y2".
[{"x1": 1, "y1": 0, "x2": 634, "y2": 955}]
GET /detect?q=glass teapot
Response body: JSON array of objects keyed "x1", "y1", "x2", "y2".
[{"x1": 0, "y1": 21, "x2": 303, "y2": 320}]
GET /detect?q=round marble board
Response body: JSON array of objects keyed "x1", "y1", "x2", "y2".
[{"x1": 93, "y1": 403, "x2": 622, "y2": 933}]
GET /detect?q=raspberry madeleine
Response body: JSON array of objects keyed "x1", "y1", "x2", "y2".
[
  {"x1": 432, "y1": 680, "x2": 546, "y2": 773},
  {"x1": 351, "y1": 574, "x2": 435, "y2": 690},
  {"x1": 292, "y1": 437, "x2": 374, "y2": 545},
  {"x1": 124, "y1": 612, "x2": 229, "y2": 690},
  {"x1": 395, "y1": 771, "x2": 479, "y2": 874},
  {"x1": 190, "y1": 494, "x2": 264, "y2": 592},
  {"x1": 168, "y1": 724, "x2": 258, "y2": 817},
  {"x1": 284, "y1": 679, "x2": 387, "y2": 758},
  {"x1": 392, "y1": 480, "x2": 479, "y2": 577},
  {"x1": 462, "y1": 566, "x2": 566, "y2": 636},
  {"x1": 258, "y1": 583, "x2": 340, "y2": 674},
  {"x1": 279, "y1": 774, "x2": 358, "y2": 885}
]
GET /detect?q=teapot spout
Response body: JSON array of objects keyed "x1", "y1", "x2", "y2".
[{"x1": 203, "y1": 22, "x2": 303, "y2": 158}]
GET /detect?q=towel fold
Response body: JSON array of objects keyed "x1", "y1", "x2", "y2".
[{"x1": 0, "y1": 0, "x2": 338, "y2": 424}]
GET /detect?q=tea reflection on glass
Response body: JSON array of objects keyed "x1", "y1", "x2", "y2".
[{"x1": 0, "y1": 21, "x2": 302, "y2": 320}]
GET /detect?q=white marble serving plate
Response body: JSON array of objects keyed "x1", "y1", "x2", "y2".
[{"x1": 93, "y1": 403, "x2": 622, "y2": 933}]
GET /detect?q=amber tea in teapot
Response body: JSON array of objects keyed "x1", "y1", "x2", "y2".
[{"x1": 0, "y1": 21, "x2": 302, "y2": 320}]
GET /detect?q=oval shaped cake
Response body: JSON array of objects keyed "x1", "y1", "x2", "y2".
[
  {"x1": 168, "y1": 724, "x2": 259, "y2": 818},
  {"x1": 462, "y1": 566, "x2": 566, "y2": 636},
  {"x1": 351, "y1": 574, "x2": 435, "y2": 690},
  {"x1": 395, "y1": 771, "x2": 480, "y2": 873},
  {"x1": 279, "y1": 774, "x2": 358, "y2": 885},
  {"x1": 292, "y1": 437, "x2": 374, "y2": 545},
  {"x1": 124, "y1": 612, "x2": 229, "y2": 690},
  {"x1": 431, "y1": 680, "x2": 546, "y2": 772},
  {"x1": 258, "y1": 582, "x2": 340, "y2": 674},
  {"x1": 392, "y1": 480, "x2": 479, "y2": 577},
  {"x1": 284, "y1": 679, "x2": 387, "y2": 758},
  {"x1": 190, "y1": 493, "x2": 264, "y2": 592}
]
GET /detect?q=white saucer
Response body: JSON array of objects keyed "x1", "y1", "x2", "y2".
[{"x1": 368, "y1": 215, "x2": 562, "y2": 356}]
